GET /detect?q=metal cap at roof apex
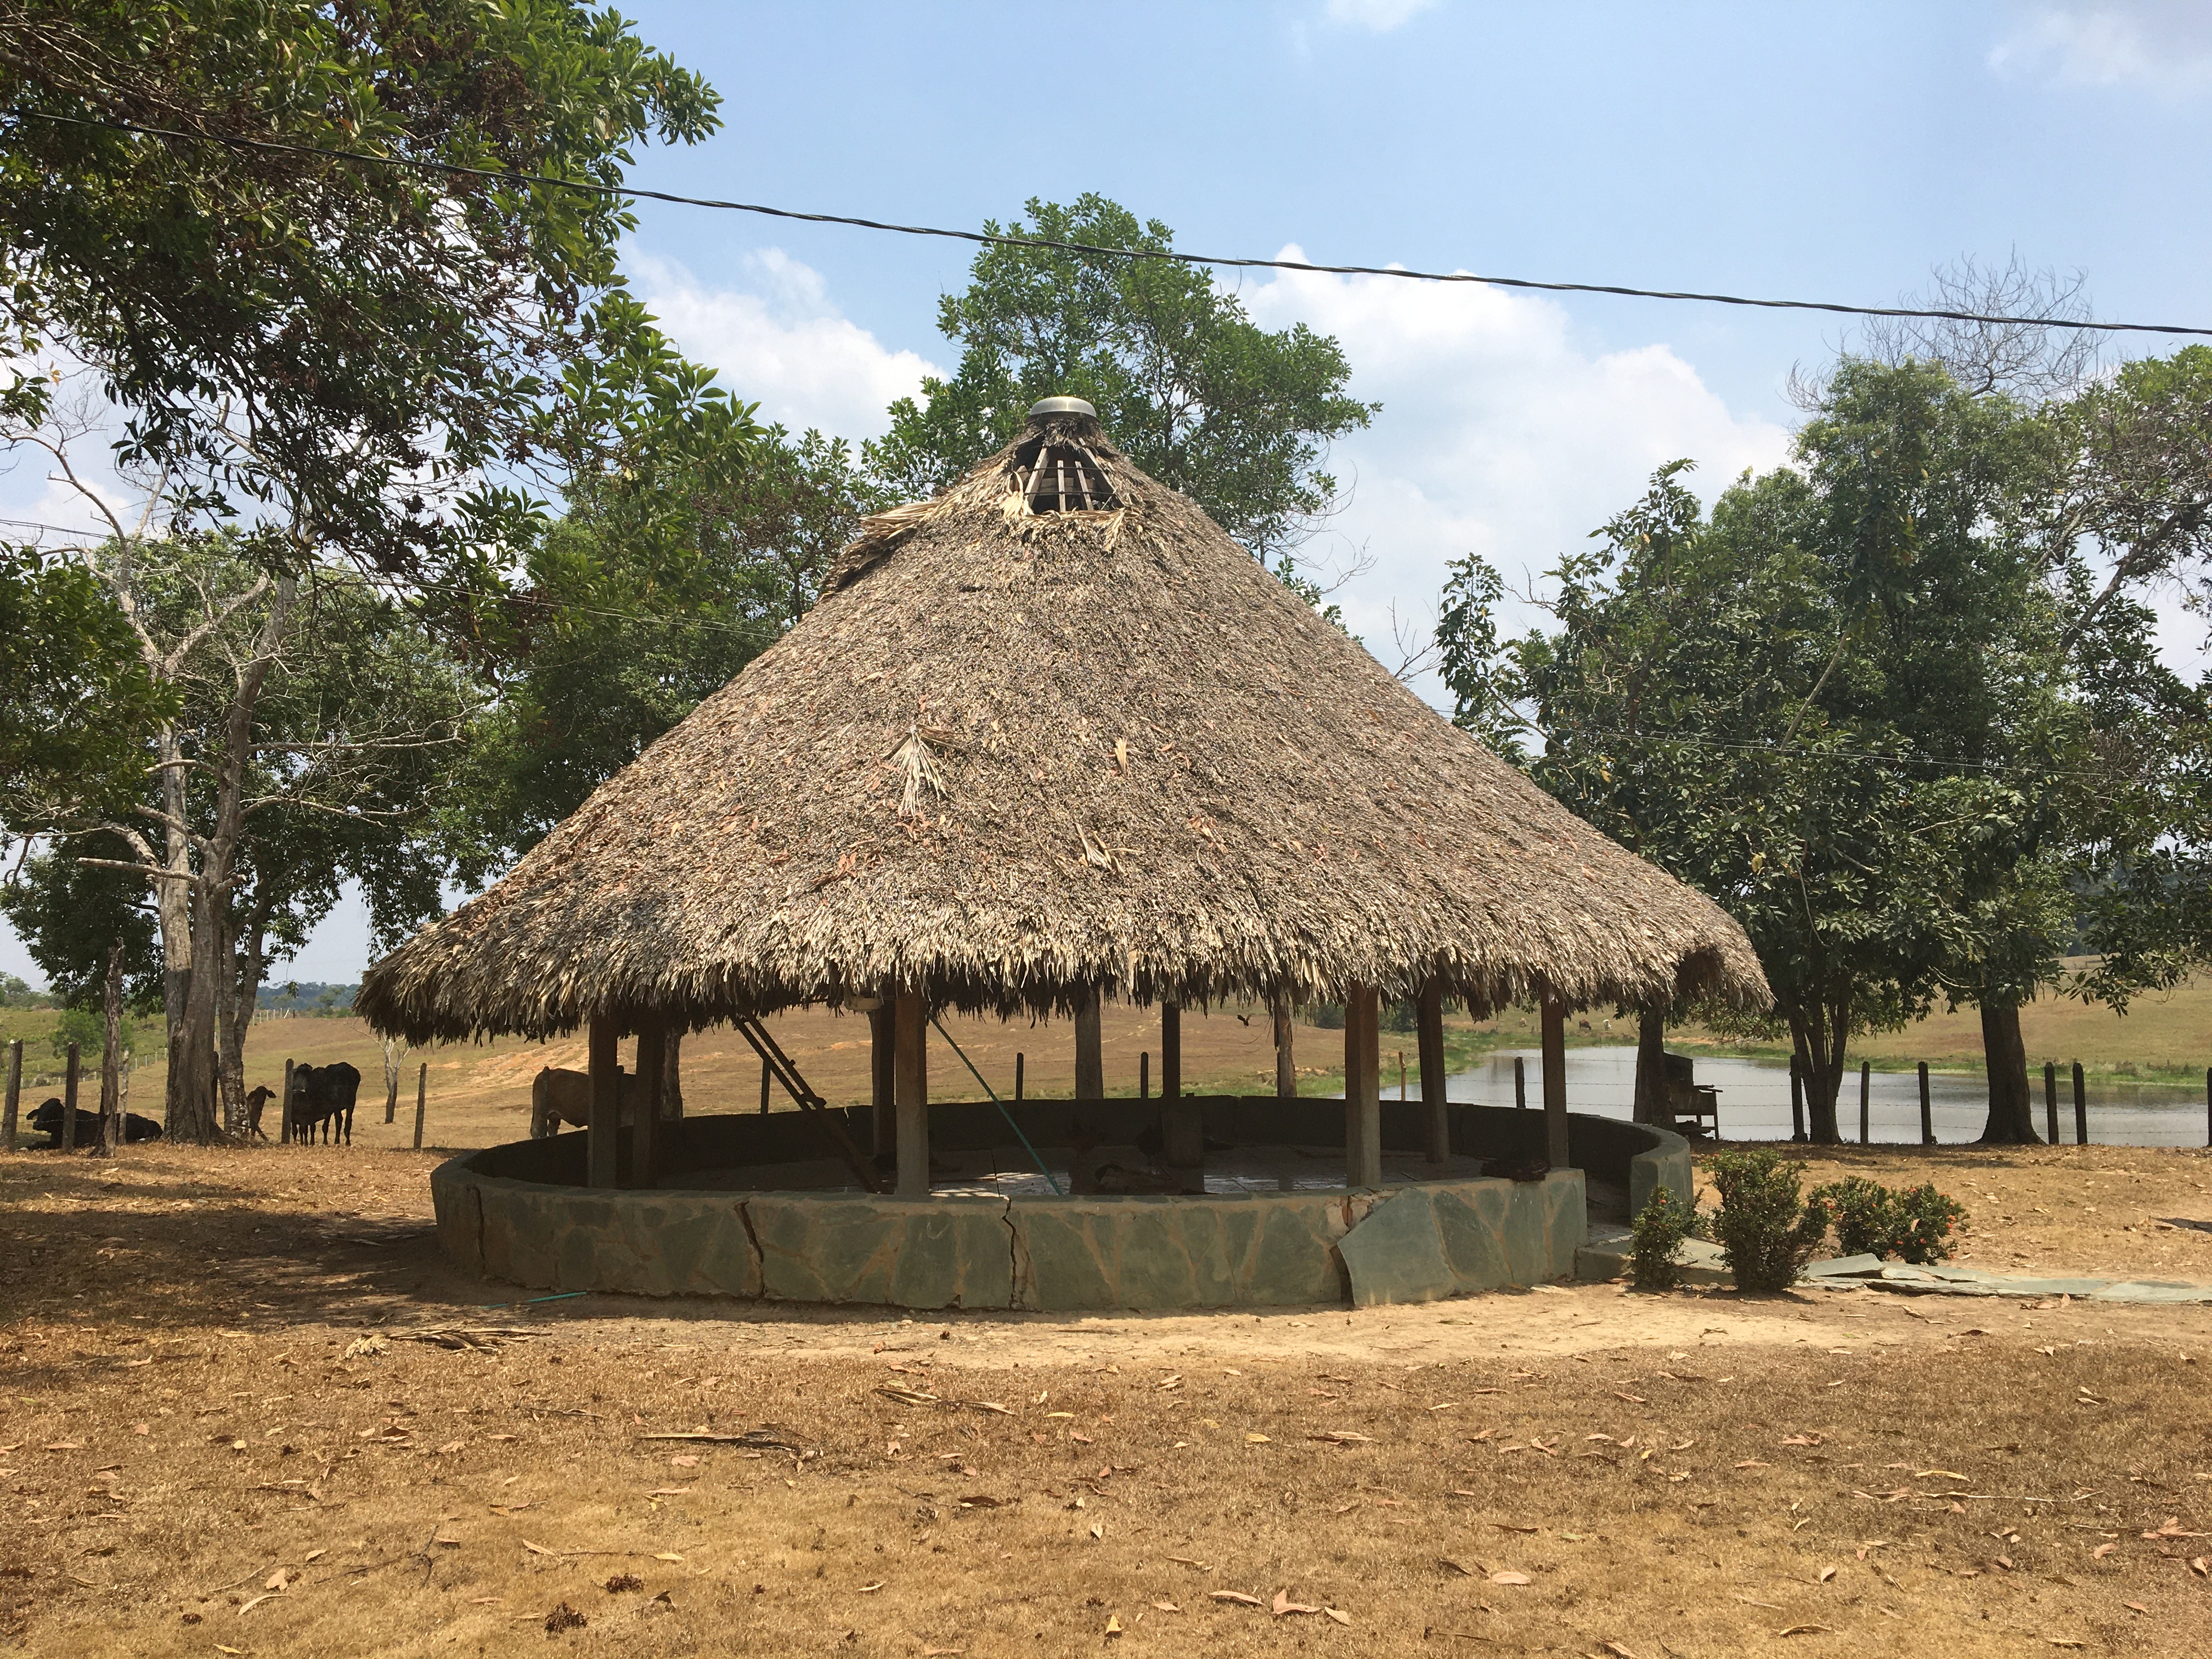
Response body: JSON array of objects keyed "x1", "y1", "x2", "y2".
[{"x1": 1026, "y1": 395, "x2": 1096, "y2": 418}]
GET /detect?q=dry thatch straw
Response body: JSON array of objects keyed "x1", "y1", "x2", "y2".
[{"x1": 359, "y1": 405, "x2": 1769, "y2": 1044}]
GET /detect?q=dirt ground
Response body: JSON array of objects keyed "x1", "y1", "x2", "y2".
[{"x1": 3, "y1": 1141, "x2": 2210, "y2": 1656}]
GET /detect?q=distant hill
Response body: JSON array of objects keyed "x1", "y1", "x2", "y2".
[{"x1": 256, "y1": 981, "x2": 358, "y2": 1015}]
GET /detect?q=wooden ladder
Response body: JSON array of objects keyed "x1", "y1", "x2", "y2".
[{"x1": 732, "y1": 1017, "x2": 886, "y2": 1194}]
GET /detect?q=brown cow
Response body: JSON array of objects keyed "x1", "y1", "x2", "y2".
[{"x1": 529, "y1": 1066, "x2": 644, "y2": 1138}]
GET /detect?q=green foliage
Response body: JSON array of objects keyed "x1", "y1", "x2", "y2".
[
  {"x1": 1308, "y1": 1002, "x2": 1346, "y2": 1030},
  {"x1": 1435, "y1": 362, "x2": 2089, "y2": 1142},
  {"x1": 0, "y1": 0, "x2": 724, "y2": 590},
  {"x1": 0, "y1": 840, "x2": 162, "y2": 1009},
  {"x1": 1380, "y1": 1000, "x2": 1418, "y2": 1035},
  {"x1": 866, "y1": 195, "x2": 1375, "y2": 569},
  {"x1": 449, "y1": 420, "x2": 885, "y2": 881},
  {"x1": 0, "y1": 972, "x2": 35, "y2": 1007},
  {"x1": 51, "y1": 1002, "x2": 134, "y2": 1061},
  {"x1": 1810, "y1": 1177, "x2": 1968, "y2": 1264},
  {"x1": 1703, "y1": 1149, "x2": 1830, "y2": 1292},
  {"x1": 1629, "y1": 1183, "x2": 1695, "y2": 1291},
  {"x1": 0, "y1": 545, "x2": 172, "y2": 806}
]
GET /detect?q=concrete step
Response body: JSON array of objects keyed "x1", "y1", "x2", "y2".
[{"x1": 1575, "y1": 1227, "x2": 1731, "y2": 1286}]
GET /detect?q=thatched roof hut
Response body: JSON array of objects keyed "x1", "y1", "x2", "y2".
[{"x1": 360, "y1": 399, "x2": 1765, "y2": 1048}]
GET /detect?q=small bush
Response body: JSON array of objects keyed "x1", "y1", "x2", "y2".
[
  {"x1": 1308, "y1": 1002, "x2": 1345, "y2": 1030},
  {"x1": 1629, "y1": 1184, "x2": 1695, "y2": 1291},
  {"x1": 1808, "y1": 1177, "x2": 1970, "y2": 1265},
  {"x1": 1809, "y1": 1176, "x2": 1895, "y2": 1257},
  {"x1": 1893, "y1": 1183, "x2": 1969, "y2": 1263},
  {"x1": 1705, "y1": 1148, "x2": 1830, "y2": 1292}
]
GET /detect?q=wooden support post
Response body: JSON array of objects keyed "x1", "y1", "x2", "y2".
[
  {"x1": 1272, "y1": 996, "x2": 1296, "y2": 1100},
  {"x1": 384, "y1": 1042, "x2": 400, "y2": 1124},
  {"x1": 1160, "y1": 1001, "x2": 1202, "y2": 1183},
  {"x1": 1, "y1": 1038, "x2": 18, "y2": 1152},
  {"x1": 1074, "y1": 988, "x2": 1104, "y2": 1101},
  {"x1": 759, "y1": 1055, "x2": 771, "y2": 1115},
  {"x1": 1919, "y1": 1062, "x2": 1934, "y2": 1146},
  {"x1": 894, "y1": 991, "x2": 929, "y2": 1200},
  {"x1": 282, "y1": 1058, "x2": 295, "y2": 1145},
  {"x1": 1788, "y1": 1056, "x2": 1805, "y2": 1142},
  {"x1": 633, "y1": 1017, "x2": 664, "y2": 1192},
  {"x1": 1513, "y1": 1055, "x2": 1526, "y2": 1110},
  {"x1": 1345, "y1": 985, "x2": 1382, "y2": 1188},
  {"x1": 1139, "y1": 1052, "x2": 1149, "y2": 1101},
  {"x1": 2072, "y1": 1060, "x2": 2087, "y2": 1146},
  {"x1": 62, "y1": 1042, "x2": 79, "y2": 1152},
  {"x1": 1417, "y1": 981, "x2": 1447, "y2": 1164},
  {"x1": 2044, "y1": 1061, "x2": 2059, "y2": 1146},
  {"x1": 1539, "y1": 994, "x2": 1570, "y2": 1170},
  {"x1": 1162, "y1": 1002, "x2": 1181, "y2": 1102},
  {"x1": 413, "y1": 1062, "x2": 427, "y2": 1152},
  {"x1": 1859, "y1": 1060, "x2": 1871, "y2": 1146},
  {"x1": 870, "y1": 1003, "x2": 894, "y2": 1157},
  {"x1": 1014, "y1": 1053, "x2": 1024, "y2": 1103},
  {"x1": 586, "y1": 1017, "x2": 617, "y2": 1187}
]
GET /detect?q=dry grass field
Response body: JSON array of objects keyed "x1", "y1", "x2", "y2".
[{"x1": 3, "y1": 1140, "x2": 2210, "y2": 1656}]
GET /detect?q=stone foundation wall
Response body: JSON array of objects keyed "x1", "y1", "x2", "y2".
[
  {"x1": 431, "y1": 1155, "x2": 1587, "y2": 1312},
  {"x1": 426, "y1": 1098, "x2": 1688, "y2": 1312}
]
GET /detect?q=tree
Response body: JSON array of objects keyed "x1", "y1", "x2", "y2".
[
  {"x1": 865, "y1": 195, "x2": 1376, "y2": 579},
  {"x1": 0, "y1": 0, "x2": 724, "y2": 594},
  {"x1": 1440, "y1": 362, "x2": 2063, "y2": 1143},
  {"x1": 5, "y1": 494, "x2": 475, "y2": 1139}
]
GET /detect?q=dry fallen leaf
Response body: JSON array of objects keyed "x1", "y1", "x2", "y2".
[
  {"x1": 1778, "y1": 1624, "x2": 1834, "y2": 1637},
  {"x1": 1272, "y1": 1590, "x2": 1321, "y2": 1617},
  {"x1": 1917, "y1": 1470, "x2": 1969, "y2": 1482},
  {"x1": 1602, "y1": 1644, "x2": 1638, "y2": 1659},
  {"x1": 1150, "y1": 1600, "x2": 1181, "y2": 1613},
  {"x1": 1245, "y1": 1434, "x2": 1271, "y2": 1444},
  {"x1": 1209, "y1": 1591, "x2": 1265, "y2": 1607},
  {"x1": 669, "y1": 1455, "x2": 700, "y2": 1469},
  {"x1": 2092, "y1": 1543, "x2": 2117, "y2": 1559},
  {"x1": 1104, "y1": 1614, "x2": 1122, "y2": 1637},
  {"x1": 1325, "y1": 1608, "x2": 1352, "y2": 1626},
  {"x1": 1488, "y1": 1571, "x2": 1531, "y2": 1586},
  {"x1": 263, "y1": 1567, "x2": 290, "y2": 1592},
  {"x1": 1816, "y1": 1566, "x2": 1836, "y2": 1582}
]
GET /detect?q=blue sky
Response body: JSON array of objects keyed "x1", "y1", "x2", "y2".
[{"x1": 8, "y1": 0, "x2": 2211, "y2": 987}]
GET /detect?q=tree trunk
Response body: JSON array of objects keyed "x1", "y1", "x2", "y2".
[
  {"x1": 1977, "y1": 997, "x2": 2040, "y2": 1143},
  {"x1": 662, "y1": 1028, "x2": 684, "y2": 1118},
  {"x1": 166, "y1": 880, "x2": 222, "y2": 1142},
  {"x1": 1632, "y1": 1007, "x2": 1669, "y2": 1125},
  {"x1": 1786, "y1": 998, "x2": 1848, "y2": 1144}
]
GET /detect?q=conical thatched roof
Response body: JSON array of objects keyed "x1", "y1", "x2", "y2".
[{"x1": 360, "y1": 404, "x2": 1768, "y2": 1044}]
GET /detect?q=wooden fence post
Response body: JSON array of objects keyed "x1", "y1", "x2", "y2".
[
  {"x1": 1139, "y1": 1051, "x2": 1149, "y2": 1101},
  {"x1": 62, "y1": 1042, "x2": 80, "y2": 1152},
  {"x1": 281, "y1": 1058, "x2": 295, "y2": 1145},
  {"x1": 759, "y1": 1056, "x2": 771, "y2": 1115},
  {"x1": 2044, "y1": 1062, "x2": 2059, "y2": 1146},
  {"x1": 2, "y1": 1039, "x2": 19, "y2": 1152},
  {"x1": 1859, "y1": 1060, "x2": 1871, "y2": 1146},
  {"x1": 1788, "y1": 1056, "x2": 1805, "y2": 1143},
  {"x1": 1917, "y1": 1062, "x2": 1933, "y2": 1146},
  {"x1": 1014, "y1": 1052, "x2": 1024, "y2": 1103},
  {"x1": 413, "y1": 1062, "x2": 427, "y2": 1152},
  {"x1": 2072, "y1": 1062, "x2": 2087, "y2": 1146},
  {"x1": 1513, "y1": 1055, "x2": 1527, "y2": 1110}
]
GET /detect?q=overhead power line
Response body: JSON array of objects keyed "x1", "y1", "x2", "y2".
[{"x1": 12, "y1": 106, "x2": 2209, "y2": 340}]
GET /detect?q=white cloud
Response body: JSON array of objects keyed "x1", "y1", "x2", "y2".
[
  {"x1": 1322, "y1": 0, "x2": 1440, "y2": 30},
  {"x1": 1989, "y1": 2, "x2": 2212, "y2": 93},
  {"x1": 1236, "y1": 251, "x2": 1793, "y2": 701},
  {"x1": 628, "y1": 249, "x2": 941, "y2": 441}
]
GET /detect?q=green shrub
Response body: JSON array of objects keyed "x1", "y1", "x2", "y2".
[
  {"x1": 1809, "y1": 1176, "x2": 1895, "y2": 1257},
  {"x1": 1629, "y1": 1184, "x2": 1695, "y2": 1291},
  {"x1": 1892, "y1": 1184, "x2": 1968, "y2": 1263},
  {"x1": 1704, "y1": 1148, "x2": 1830, "y2": 1292},
  {"x1": 1308, "y1": 1002, "x2": 1345, "y2": 1030},
  {"x1": 1808, "y1": 1177, "x2": 1970, "y2": 1264}
]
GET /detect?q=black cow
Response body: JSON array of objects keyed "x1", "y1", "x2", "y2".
[
  {"x1": 286, "y1": 1063, "x2": 361, "y2": 1145},
  {"x1": 27, "y1": 1097, "x2": 161, "y2": 1148}
]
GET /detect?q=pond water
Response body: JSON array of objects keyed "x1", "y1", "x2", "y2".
[{"x1": 1381, "y1": 1045, "x2": 2211, "y2": 1149}]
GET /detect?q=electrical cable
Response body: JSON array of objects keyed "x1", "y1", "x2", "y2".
[{"x1": 9, "y1": 106, "x2": 2205, "y2": 339}]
